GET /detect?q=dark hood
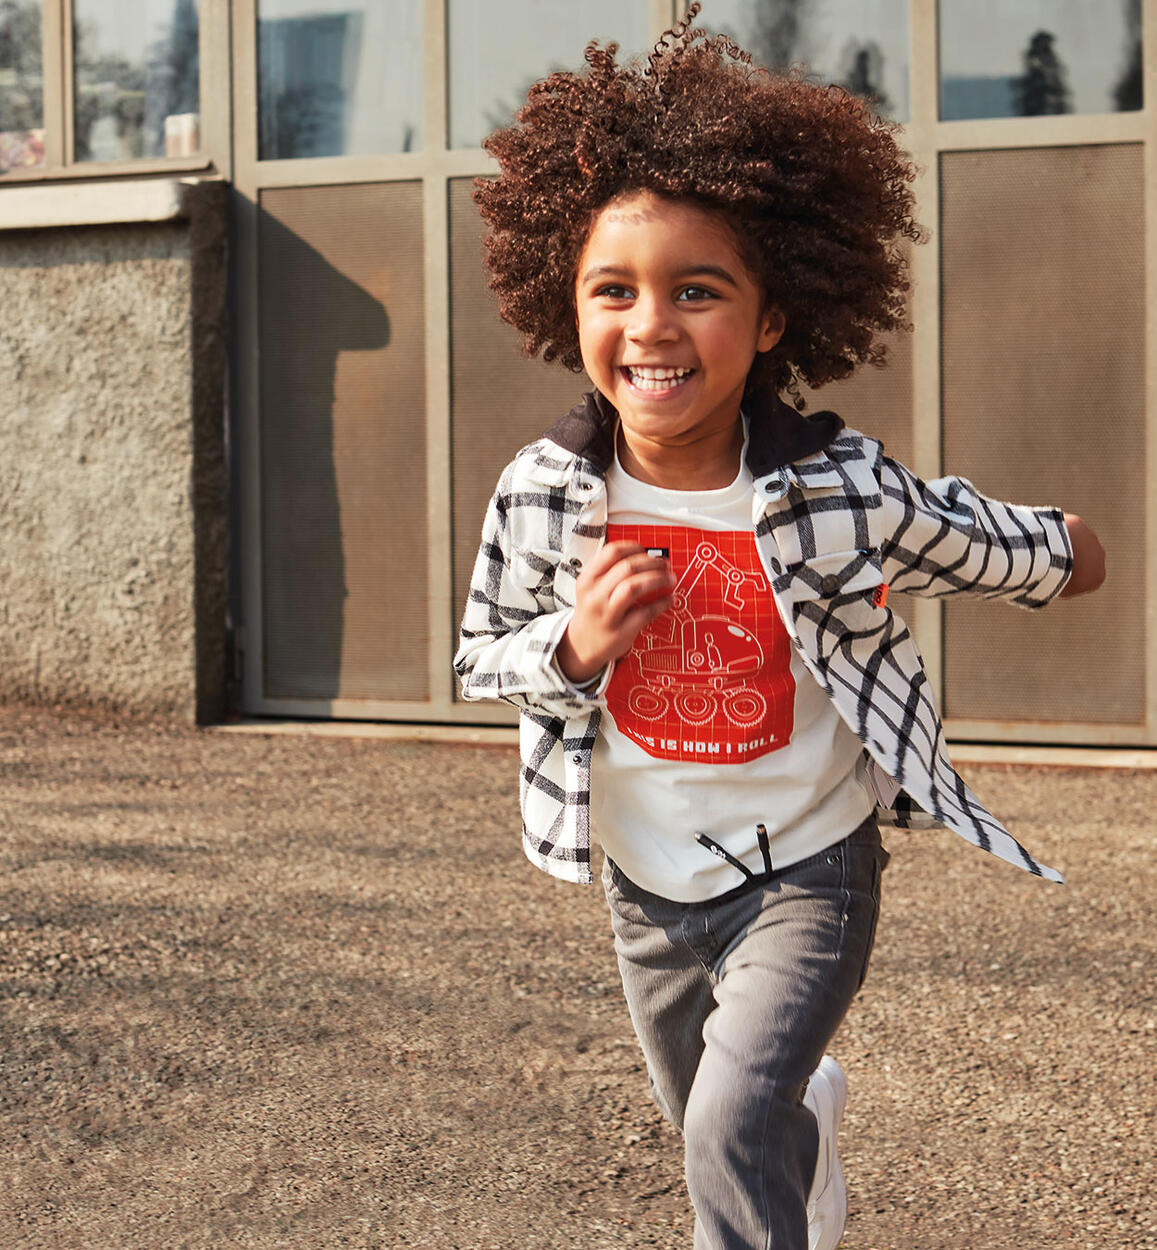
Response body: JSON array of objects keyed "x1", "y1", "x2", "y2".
[{"x1": 542, "y1": 388, "x2": 844, "y2": 477}]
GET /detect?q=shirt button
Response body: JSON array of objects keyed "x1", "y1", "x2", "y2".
[
  {"x1": 571, "y1": 753, "x2": 583, "y2": 764},
  {"x1": 820, "y1": 574, "x2": 841, "y2": 596},
  {"x1": 572, "y1": 559, "x2": 582, "y2": 571}
]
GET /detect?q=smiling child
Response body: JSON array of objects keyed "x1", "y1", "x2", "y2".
[{"x1": 454, "y1": 8, "x2": 1105, "y2": 1249}]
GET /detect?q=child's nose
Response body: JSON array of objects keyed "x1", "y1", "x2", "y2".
[{"x1": 627, "y1": 295, "x2": 678, "y2": 343}]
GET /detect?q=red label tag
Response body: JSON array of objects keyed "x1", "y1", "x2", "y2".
[{"x1": 873, "y1": 583, "x2": 889, "y2": 609}]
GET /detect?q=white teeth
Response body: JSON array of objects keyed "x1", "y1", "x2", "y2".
[{"x1": 626, "y1": 366, "x2": 693, "y2": 390}]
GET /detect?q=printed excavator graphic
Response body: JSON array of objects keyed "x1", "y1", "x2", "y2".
[
  {"x1": 606, "y1": 526, "x2": 795, "y2": 763},
  {"x1": 630, "y1": 540, "x2": 767, "y2": 726}
]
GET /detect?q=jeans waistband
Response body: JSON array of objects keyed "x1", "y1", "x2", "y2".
[{"x1": 605, "y1": 813, "x2": 881, "y2": 910}]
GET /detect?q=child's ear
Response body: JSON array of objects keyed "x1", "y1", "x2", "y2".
[{"x1": 757, "y1": 307, "x2": 786, "y2": 354}]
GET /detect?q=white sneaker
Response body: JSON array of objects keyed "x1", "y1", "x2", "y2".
[{"x1": 803, "y1": 1055, "x2": 848, "y2": 1250}]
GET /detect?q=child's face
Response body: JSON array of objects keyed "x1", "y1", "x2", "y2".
[{"x1": 574, "y1": 191, "x2": 784, "y2": 465}]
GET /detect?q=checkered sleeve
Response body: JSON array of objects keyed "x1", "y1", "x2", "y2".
[
  {"x1": 454, "y1": 470, "x2": 605, "y2": 720},
  {"x1": 878, "y1": 457, "x2": 1073, "y2": 607}
]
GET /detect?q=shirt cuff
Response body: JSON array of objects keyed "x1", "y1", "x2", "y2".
[
  {"x1": 550, "y1": 652, "x2": 615, "y2": 699},
  {"x1": 1030, "y1": 505, "x2": 1075, "y2": 606}
]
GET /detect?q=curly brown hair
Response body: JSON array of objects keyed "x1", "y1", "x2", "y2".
[{"x1": 474, "y1": 3, "x2": 923, "y2": 403}]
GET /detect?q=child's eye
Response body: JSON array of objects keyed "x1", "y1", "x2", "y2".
[
  {"x1": 594, "y1": 284, "x2": 634, "y2": 300},
  {"x1": 677, "y1": 285, "x2": 717, "y2": 302}
]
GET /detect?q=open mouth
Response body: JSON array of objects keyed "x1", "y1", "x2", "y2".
[{"x1": 622, "y1": 365, "x2": 695, "y2": 393}]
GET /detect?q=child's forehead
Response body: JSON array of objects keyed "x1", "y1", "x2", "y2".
[
  {"x1": 597, "y1": 188, "x2": 718, "y2": 221},
  {"x1": 579, "y1": 190, "x2": 754, "y2": 270}
]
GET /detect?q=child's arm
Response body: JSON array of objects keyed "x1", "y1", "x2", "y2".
[
  {"x1": 454, "y1": 482, "x2": 672, "y2": 717},
  {"x1": 878, "y1": 457, "x2": 1103, "y2": 607}
]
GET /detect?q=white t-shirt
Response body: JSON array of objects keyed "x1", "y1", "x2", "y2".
[{"x1": 591, "y1": 437, "x2": 873, "y2": 902}]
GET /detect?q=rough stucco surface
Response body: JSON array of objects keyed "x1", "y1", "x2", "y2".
[{"x1": 0, "y1": 213, "x2": 225, "y2": 720}]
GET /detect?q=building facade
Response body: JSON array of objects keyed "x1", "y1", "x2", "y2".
[{"x1": 0, "y1": 0, "x2": 1152, "y2": 746}]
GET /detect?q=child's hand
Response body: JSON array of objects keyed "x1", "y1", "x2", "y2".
[
  {"x1": 1060, "y1": 514, "x2": 1106, "y2": 598},
  {"x1": 555, "y1": 542, "x2": 676, "y2": 684}
]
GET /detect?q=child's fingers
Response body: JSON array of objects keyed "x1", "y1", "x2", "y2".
[
  {"x1": 588, "y1": 548, "x2": 671, "y2": 599},
  {"x1": 565, "y1": 544, "x2": 673, "y2": 674},
  {"x1": 1059, "y1": 513, "x2": 1106, "y2": 597},
  {"x1": 582, "y1": 540, "x2": 660, "y2": 581},
  {"x1": 604, "y1": 566, "x2": 676, "y2": 623},
  {"x1": 561, "y1": 567, "x2": 672, "y2": 680},
  {"x1": 575, "y1": 545, "x2": 672, "y2": 620},
  {"x1": 619, "y1": 594, "x2": 675, "y2": 640}
]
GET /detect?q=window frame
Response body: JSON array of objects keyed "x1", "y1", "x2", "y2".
[{"x1": 0, "y1": 0, "x2": 231, "y2": 182}]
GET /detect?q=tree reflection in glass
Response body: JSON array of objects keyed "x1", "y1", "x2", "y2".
[
  {"x1": 700, "y1": 0, "x2": 909, "y2": 121},
  {"x1": 73, "y1": 0, "x2": 200, "y2": 162},
  {"x1": 1013, "y1": 31, "x2": 1071, "y2": 116},
  {"x1": 1113, "y1": 0, "x2": 1142, "y2": 111},
  {"x1": 0, "y1": 0, "x2": 45, "y2": 172},
  {"x1": 939, "y1": 0, "x2": 1142, "y2": 121}
]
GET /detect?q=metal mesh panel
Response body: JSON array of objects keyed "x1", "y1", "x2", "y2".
[
  {"x1": 940, "y1": 145, "x2": 1144, "y2": 725},
  {"x1": 259, "y1": 182, "x2": 428, "y2": 701},
  {"x1": 449, "y1": 177, "x2": 589, "y2": 634}
]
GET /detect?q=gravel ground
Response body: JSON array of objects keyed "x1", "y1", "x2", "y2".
[{"x1": 1, "y1": 704, "x2": 1154, "y2": 1249}]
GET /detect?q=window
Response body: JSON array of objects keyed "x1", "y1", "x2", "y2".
[
  {"x1": 698, "y1": 0, "x2": 911, "y2": 122},
  {"x1": 446, "y1": 0, "x2": 649, "y2": 150},
  {"x1": 74, "y1": 0, "x2": 200, "y2": 162},
  {"x1": 939, "y1": 0, "x2": 1143, "y2": 120},
  {"x1": 257, "y1": 0, "x2": 423, "y2": 160},
  {"x1": 0, "y1": 0, "x2": 45, "y2": 171},
  {"x1": 1, "y1": 0, "x2": 213, "y2": 177}
]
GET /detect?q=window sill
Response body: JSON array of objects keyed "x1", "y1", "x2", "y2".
[{"x1": 0, "y1": 173, "x2": 224, "y2": 232}]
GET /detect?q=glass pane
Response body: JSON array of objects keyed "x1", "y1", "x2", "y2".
[
  {"x1": 257, "y1": 0, "x2": 422, "y2": 160},
  {"x1": 939, "y1": 0, "x2": 1142, "y2": 120},
  {"x1": 0, "y1": 0, "x2": 45, "y2": 173},
  {"x1": 699, "y1": 0, "x2": 909, "y2": 121},
  {"x1": 73, "y1": 0, "x2": 199, "y2": 163},
  {"x1": 447, "y1": 0, "x2": 649, "y2": 150}
]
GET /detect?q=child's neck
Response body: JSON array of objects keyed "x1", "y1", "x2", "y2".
[{"x1": 617, "y1": 420, "x2": 745, "y2": 491}]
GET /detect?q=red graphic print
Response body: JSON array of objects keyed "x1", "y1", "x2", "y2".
[{"x1": 606, "y1": 524, "x2": 795, "y2": 764}]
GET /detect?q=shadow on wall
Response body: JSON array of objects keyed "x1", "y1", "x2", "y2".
[{"x1": 256, "y1": 206, "x2": 390, "y2": 701}]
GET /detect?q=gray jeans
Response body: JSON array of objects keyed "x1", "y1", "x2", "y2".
[{"x1": 602, "y1": 817, "x2": 888, "y2": 1250}]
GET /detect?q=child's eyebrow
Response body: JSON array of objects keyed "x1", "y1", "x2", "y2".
[
  {"x1": 579, "y1": 263, "x2": 742, "y2": 287},
  {"x1": 677, "y1": 265, "x2": 741, "y2": 288}
]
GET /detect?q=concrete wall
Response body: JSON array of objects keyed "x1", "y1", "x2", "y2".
[{"x1": 0, "y1": 182, "x2": 228, "y2": 722}]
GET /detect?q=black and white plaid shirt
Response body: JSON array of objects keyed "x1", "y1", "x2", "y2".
[{"x1": 455, "y1": 391, "x2": 1073, "y2": 886}]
